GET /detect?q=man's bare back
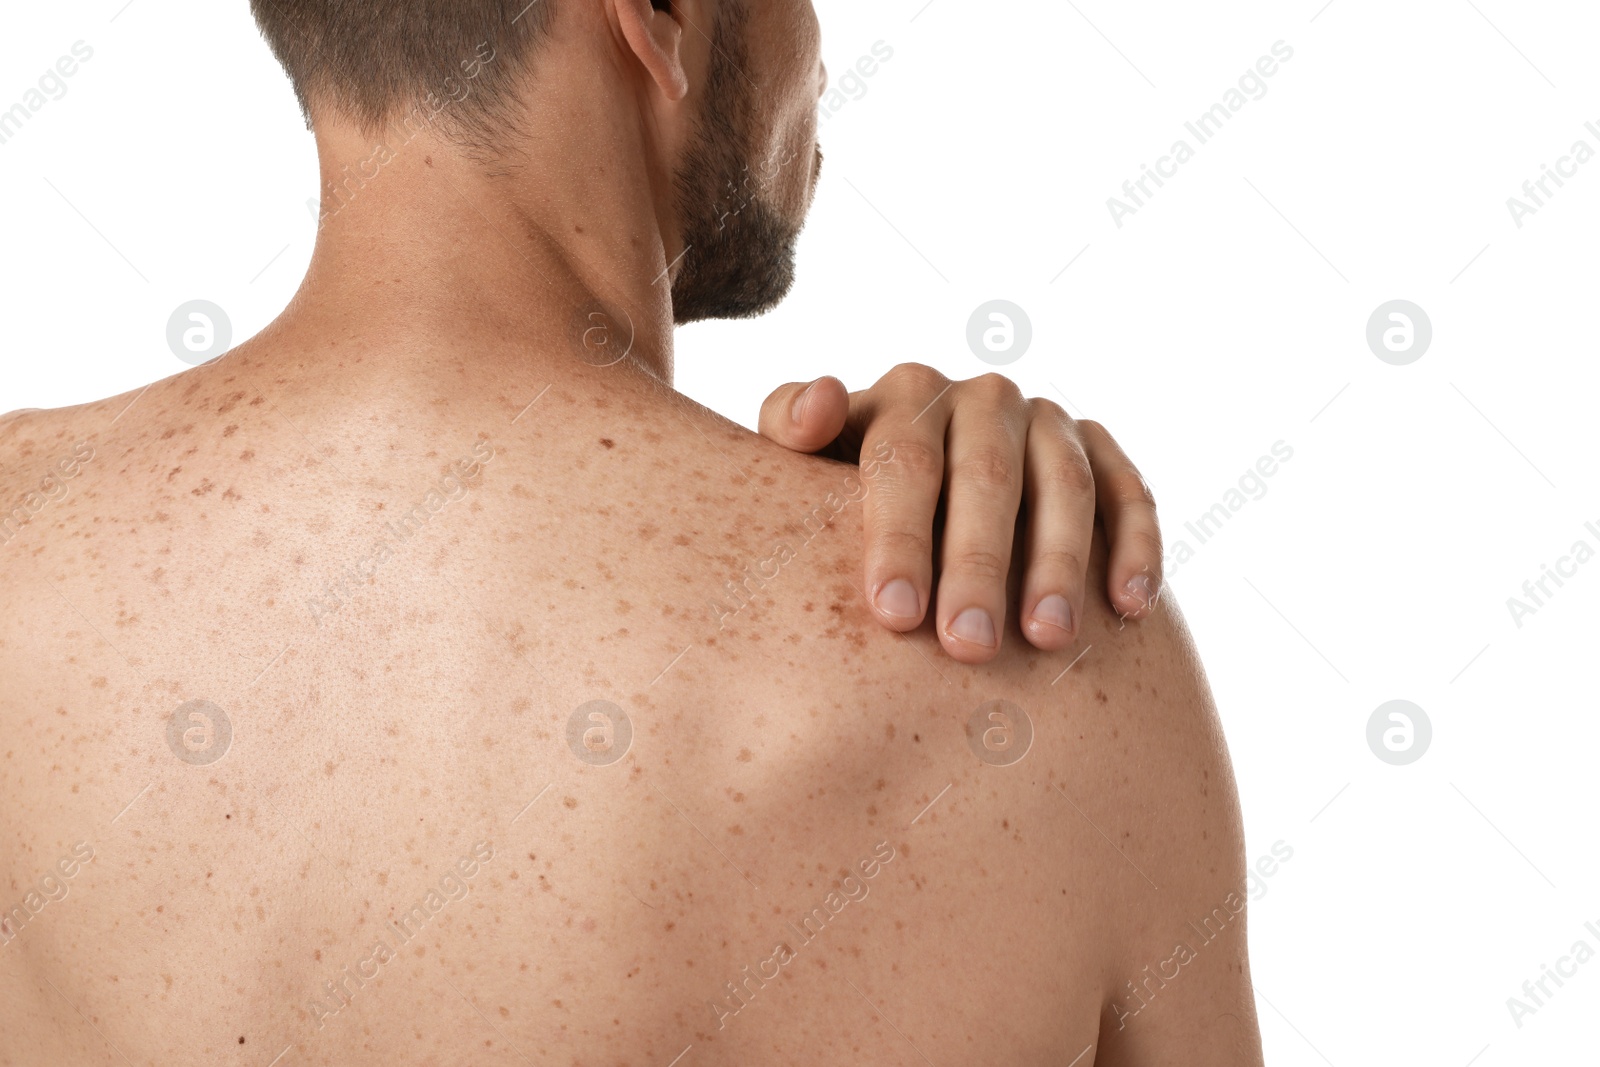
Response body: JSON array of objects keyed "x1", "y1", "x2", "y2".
[
  {"x1": 0, "y1": 346, "x2": 1259, "y2": 1066},
  {"x1": 2, "y1": 0, "x2": 1264, "y2": 1059}
]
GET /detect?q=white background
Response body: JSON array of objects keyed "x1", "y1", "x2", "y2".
[{"x1": 2, "y1": 0, "x2": 1598, "y2": 1062}]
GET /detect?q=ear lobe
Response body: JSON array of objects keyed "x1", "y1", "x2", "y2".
[{"x1": 616, "y1": 0, "x2": 689, "y2": 102}]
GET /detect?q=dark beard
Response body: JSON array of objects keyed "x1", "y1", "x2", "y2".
[{"x1": 670, "y1": 4, "x2": 811, "y2": 325}]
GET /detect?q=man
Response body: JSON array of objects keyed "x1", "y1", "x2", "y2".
[{"x1": 0, "y1": 2, "x2": 1263, "y2": 1065}]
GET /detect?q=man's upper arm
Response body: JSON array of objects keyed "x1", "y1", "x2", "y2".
[{"x1": 1086, "y1": 595, "x2": 1266, "y2": 1066}]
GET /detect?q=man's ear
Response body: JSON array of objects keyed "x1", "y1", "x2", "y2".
[{"x1": 615, "y1": 0, "x2": 689, "y2": 102}]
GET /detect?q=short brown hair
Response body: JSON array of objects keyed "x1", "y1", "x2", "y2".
[{"x1": 249, "y1": 0, "x2": 556, "y2": 137}]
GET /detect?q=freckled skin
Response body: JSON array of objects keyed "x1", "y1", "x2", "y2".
[{"x1": 0, "y1": 353, "x2": 1259, "y2": 1065}]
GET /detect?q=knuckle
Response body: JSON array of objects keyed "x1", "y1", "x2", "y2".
[
  {"x1": 872, "y1": 527, "x2": 934, "y2": 561},
  {"x1": 954, "y1": 446, "x2": 1019, "y2": 493},
  {"x1": 946, "y1": 547, "x2": 1010, "y2": 582},
  {"x1": 1123, "y1": 526, "x2": 1164, "y2": 563},
  {"x1": 1030, "y1": 397, "x2": 1068, "y2": 422},
  {"x1": 969, "y1": 372, "x2": 1024, "y2": 405},
  {"x1": 1106, "y1": 467, "x2": 1157, "y2": 508},
  {"x1": 877, "y1": 439, "x2": 942, "y2": 480},
  {"x1": 1078, "y1": 418, "x2": 1109, "y2": 441},
  {"x1": 1045, "y1": 452, "x2": 1095, "y2": 495},
  {"x1": 1030, "y1": 546, "x2": 1086, "y2": 580},
  {"x1": 887, "y1": 362, "x2": 947, "y2": 393}
]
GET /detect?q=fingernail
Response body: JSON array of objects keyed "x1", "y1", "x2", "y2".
[
  {"x1": 1032, "y1": 594, "x2": 1072, "y2": 632},
  {"x1": 875, "y1": 579, "x2": 921, "y2": 620},
  {"x1": 1125, "y1": 573, "x2": 1158, "y2": 611},
  {"x1": 791, "y1": 379, "x2": 820, "y2": 422},
  {"x1": 948, "y1": 608, "x2": 996, "y2": 648}
]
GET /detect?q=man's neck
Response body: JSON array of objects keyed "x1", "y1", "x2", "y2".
[{"x1": 265, "y1": 100, "x2": 685, "y2": 388}]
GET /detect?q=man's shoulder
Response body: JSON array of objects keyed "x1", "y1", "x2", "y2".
[{"x1": 964, "y1": 564, "x2": 1232, "y2": 819}]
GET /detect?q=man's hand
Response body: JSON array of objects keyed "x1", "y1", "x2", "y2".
[{"x1": 759, "y1": 365, "x2": 1161, "y2": 665}]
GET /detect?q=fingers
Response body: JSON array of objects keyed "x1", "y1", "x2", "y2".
[
  {"x1": 1079, "y1": 420, "x2": 1164, "y2": 619},
  {"x1": 933, "y1": 374, "x2": 1029, "y2": 664},
  {"x1": 1017, "y1": 406, "x2": 1097, "y2": 651},
  {"x1": 756, "y1": 376, "x2": 850, "y2": 454},
  {"x1": 855, "y1": 364, "x2": 953, "y2": 632},
  {"x1": 766, "y1": 364, "x2": 1161, "y2": 665}
]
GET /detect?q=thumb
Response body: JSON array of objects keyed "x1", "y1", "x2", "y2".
[{"x1": 756, "y1": 376, "x2": 849, "y2": 454}]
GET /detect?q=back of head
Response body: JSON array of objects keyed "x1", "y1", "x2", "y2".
[
  {"x1": 249, "y1": 0, "x2": 555, "y2": 141},
  {"x1": 252, "y1": 0, "x2": 827, "y2": 327}
]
